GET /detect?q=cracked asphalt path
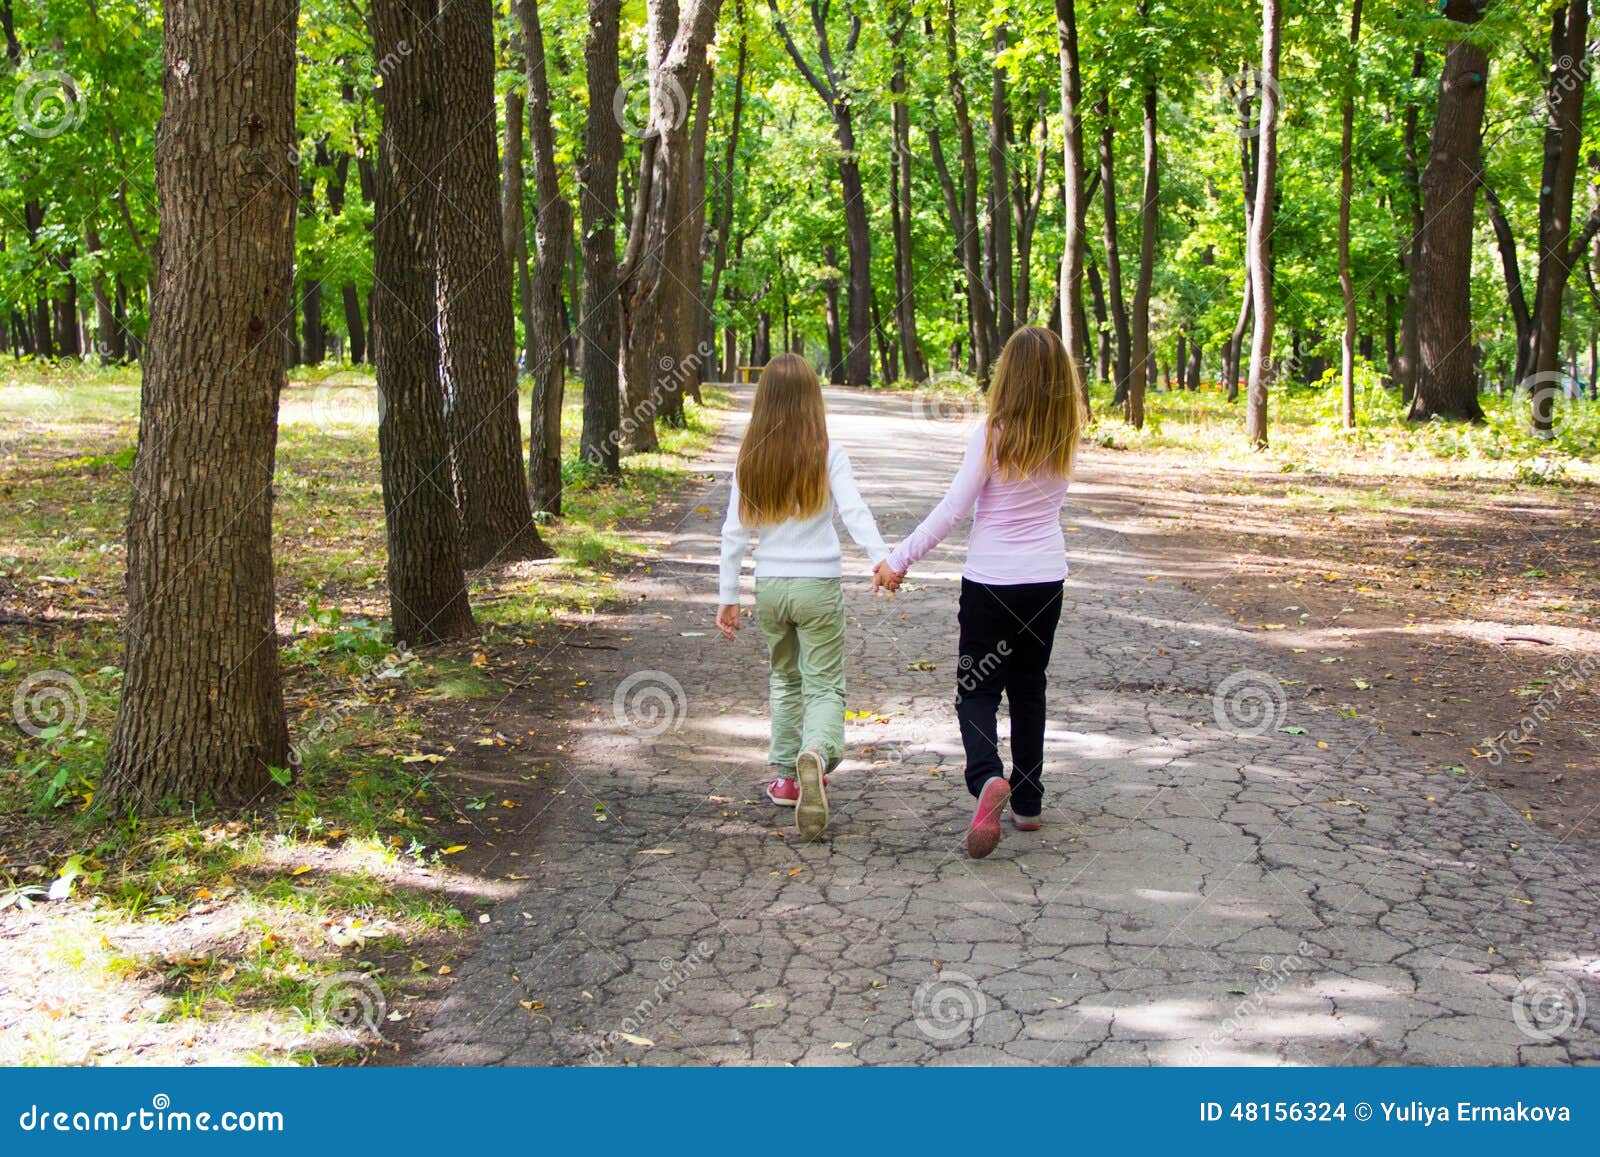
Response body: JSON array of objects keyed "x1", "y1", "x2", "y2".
[{"x1": 416, "y1": 387, "x2": 1600, "y2": 1066}]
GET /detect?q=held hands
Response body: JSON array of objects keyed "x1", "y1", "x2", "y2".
[
  {"x1": 715, "y1": 604, "x2": 742, "y2": 641},
  {"x1": 873, "y1": 560, "x2": 905, "y2": 594}
]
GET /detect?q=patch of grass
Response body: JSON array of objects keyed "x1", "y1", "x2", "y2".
[{"x1": 0, "y1": 361, "x2": 728, "y2": 1064}]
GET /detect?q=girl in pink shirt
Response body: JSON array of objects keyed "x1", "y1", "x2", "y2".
[{"x1": 876, "y1": 327, "x2": 1086, "y2": 858}]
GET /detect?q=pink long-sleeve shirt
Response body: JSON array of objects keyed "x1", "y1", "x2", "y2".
[{"x1": 886, "y1": 422, "x2": 1070, "y2": 585}]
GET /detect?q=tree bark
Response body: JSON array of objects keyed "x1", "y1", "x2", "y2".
[
  {"x1": 943, "y1": 0, "x2": 995, "y2": 385},
  {"x1": 989, "y1": 23, "x2": 1015, "y2": 340},
  {"x1": 435, "y1": 0, "x2": 544, "y2": 566},
  {"x1": 1056, "y1": 0, "x2": 1091, "y2": 408},
  {"x1": 370, "y1": 0, "x2": 476, "y2": 643},
  {"x1": 1224, "y1": 70, "x2": 1258, "y2": 403},
  {"x1": 518, "y1": 0, "x2": 576, "y2": 513},
  {"x1": 705, "y1": 0, "x2": 748, "y2": 381},
  {"x1": 1127, "y1": 75, "x2": 1158, "y2": 429},
  {"x1": 1527, "y1": 0, "x2": 1589, "y2": 437},
  {"x1": 888, "y1": 11, "x2": 925, "y2": 381},
  {"x1": 102, "y1": 0, "x2": 295, "y2": 810},
  {"x1": 1338, "y1": 0, "x2": 1363, "y2": 428},
  {"x1": 1097, "y1": 95, "x2": 1131, "y2": 403},
  {"x1": 1395, "y1": 49, "x2": 1426, "y2": 399},
  {"x1": 1245, "y1": 0, "x2": 1281, "y2": 446},
  {"x1": 1411, "y1": 0, "x2": 1489, "y2": 424},
  {"x1": 579, "y1": 0, "x2": 625, "y2": 474},
  {"x1": 1482, "y1": 177, "x2": 1532, "y2": 384},
  {"x1": 823, "y1": 244, "x2": 845, "y2": 382}
]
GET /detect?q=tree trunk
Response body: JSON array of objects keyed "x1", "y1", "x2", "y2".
[
  {"x1": 1528, "y1": 0, "x2": 1590, "y2": 437},
  {"x1": 85, "y1": 224, "x2": 118, "y2": 363},
  {"x1": 370, "y1": 0, "x2": 476, "y2": 643},
  {"x1": 1087, "y1": 255, "x2": 1110, "y2": 385},
  {"x1": 517, "y1": 0, "x2": 576, "y2": 514},
  {"x1": 1482, "y1": 178, "x2": 1533, "y2": 383},
  {"x1": 823, "y1": 244, "x2": 845, "y2": 382},
  {"x1": 1127, "y1": 77, "x2": 1158, "y2": 429},
  {"x1": 102, "y1": 0, "x2": 295, "y2": 810},
  {"x1": 1225, "y1": 71, "x2": 1258, "y2": 404},
  {"x1": 944, "y1": 0, "x2": 995, "y2": 385},
  {"x1": 1188, "y1": 338, "x2": 1202, "y2": 390},
  {"x1": 989, "y1": 23, "x2": 1015, "y2": 340},
  {"x1": 1396, "y1": 49, "x2": 1426, "y2": 400},
  {"x1": 1056, "y1": 0, "x2": 1091, "y2": 408},
  {"x1": 1411, "y1": 1, "x2": 1489, "y2": 424},
  {"x1": 502, "y1": 89, "x2": 534, "y2": 375},
  {"x1": 620, "y1": 0, "x2": 723, "y2": 447},
  {"x1": 1338, "y1": 0, "x2": 1363, "y2": 428},
  {"x1": 1098, "y1": 96, "x2": 1131, "y2": 404},
  {"x1": 705, "y1": 0, "x2": 748, "y2": 382},
  {"x1": 888, "y1": 14, "x2": 925, "y2": 382},
  {"x1": 578, "y1": 0, "x2": 624, "y2": 475},
  {"x1": 435, "y1": 0, "x2": 543, "y2": 566},
  {"x1": 1245, "y1": 0, "x2": 1281, "y2": 447}
]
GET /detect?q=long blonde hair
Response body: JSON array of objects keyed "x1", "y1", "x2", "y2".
[
  {"x1": 985, "y1": 326, "x2": 1085, "y2": 481},
  {"x1": 737, "y1": 353, "x2": 830, "y2": 526}
]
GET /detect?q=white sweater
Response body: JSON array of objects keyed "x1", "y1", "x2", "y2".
[{"x1": 719, "y1": 443, "x2": 890, "y2": 604}]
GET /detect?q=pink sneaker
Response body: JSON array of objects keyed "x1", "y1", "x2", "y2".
[
  {"x1": 1011, "y1": 810, "x2": 1043, "y2": 832},
  {"x1": 967, "y1": 777, "x2": 1011, "y2": 859}
]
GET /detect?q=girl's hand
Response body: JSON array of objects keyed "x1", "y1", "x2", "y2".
[
  {"x1": 716, "y1": 604, "x2": 742, "y2": 640},
  {"x1": 873, "y1": 561, "x2": 904, "y2": 594}
]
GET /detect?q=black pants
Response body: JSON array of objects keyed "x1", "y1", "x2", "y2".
[{"x1": 955, "y1": 578, "x2": 1064, "y2": 816}]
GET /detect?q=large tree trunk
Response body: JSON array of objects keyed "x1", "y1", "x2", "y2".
[
  {"x1": 1411, "y1": 0, "x2": 1489, "y2": 424},
  {"x1": 502, "y1": 89, "x2": 534, "y2": 377},
  {"x1": 1528, "y1": 0, "x2": 1590, "y2": 438},
  {"x1": 578, "y1": 0, "x2": 624, "y2": 474},
  {"x1": 1245, "y1": 0, "x2": 1281, "y2": 447},
  {"x1": 1126, "y1": 75, "x2": 1159, "y2": 429},
  {"x1": 1338, "y1": 0, "x2": 1364, "y2": 428},
  {"x1": 989, "y1": 24, "x2": 1015, "y2": 341},
  {"x1": 1224, "y1": 71, "x2": 1258, "y2": 403},
  {"x1": 1396, "y1": 50, "x2": 1426, "y2": 400},
  {"x1": 517, "y1": 0, "x2": 576, "y2": 514},
  {"x1": 1097, "y1": 96, "x2": 1131, "y2": 404},
  {"x1": 620, "y1": 0, "x2": 722, "y2": 448},
  {"x1": 1056, "y1": 0, "x2": 1091, "y2": 407},
  {"x1": 102, "y1": 0, "x2": 295, "y2": 810},
  {"x1": 370, "y1": 0, "x2": 476, "y2": 643},
  {"x1": 888, "y1": 14, "x2": 925, "y2": 382},
  {"x1": 823, "y1": 244, "x2": 845, "y2": 382},
  {"x1": 437, "y1": 0, "x2": 545, "y2": 566}
]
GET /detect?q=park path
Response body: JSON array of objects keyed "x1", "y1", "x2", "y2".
[{"x1": 417, "y1": 387, "x2": 1599, "y2": 1066}]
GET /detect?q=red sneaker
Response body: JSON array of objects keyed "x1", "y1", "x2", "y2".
[
  {"x1": 967, "y1": 777, "x2": 1011, "y2": 859},
  {"x1": 795, "y1": 750, "x2": 829, "y2": 841},
  {"x1": 1011, "y1": 810, "x2": 1043, "y2": 832},
  {"x1": 767, "y1": 773, "x2": 828, "y2": 807}
]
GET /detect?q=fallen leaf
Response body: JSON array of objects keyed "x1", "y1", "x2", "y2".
[
  {"x1": 442, "y1": 845, "x2": 468, "y2": 855},
  {"x1": 617, "y1": 1032, "x2": 654, "y2": 1047}
]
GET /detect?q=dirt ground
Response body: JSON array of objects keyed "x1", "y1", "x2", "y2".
[{"x1": 1076, "y1": 450, "x2": 1600, "y2": 849}]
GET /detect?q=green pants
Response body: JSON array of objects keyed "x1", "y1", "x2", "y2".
[{"x1": 754, "y1": 577, "x2": 846, "y2": 774}]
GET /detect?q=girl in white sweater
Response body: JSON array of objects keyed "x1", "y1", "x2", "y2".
[{"x1": 717, "y1": 354, "x2": 890, "y2": 841}]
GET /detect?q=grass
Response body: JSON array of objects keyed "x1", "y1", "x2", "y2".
[{"x1": 0, "y1": 357, "x2": 726, "y2": 1064}]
